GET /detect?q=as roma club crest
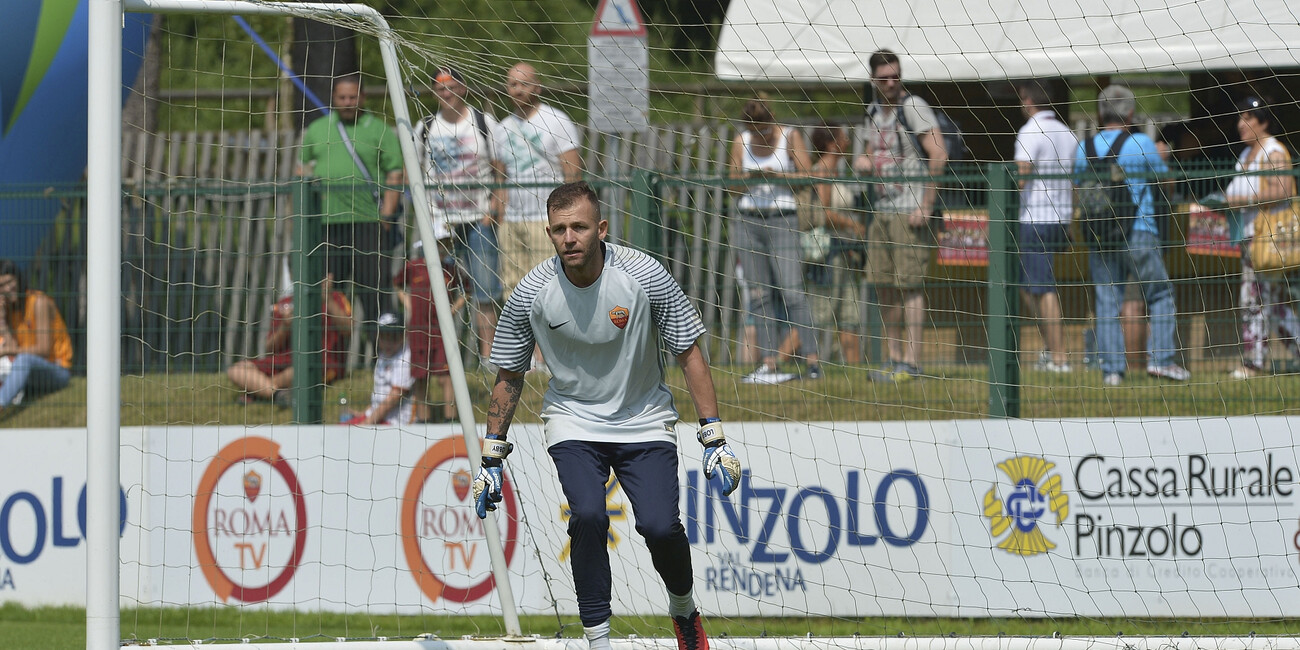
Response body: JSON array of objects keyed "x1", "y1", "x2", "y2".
[
  {"x1": 452, "y1": 469, "x2": 472, "y2": 502},
  {"x1": 244, "y1": 470, "x2": 262, "y2": 503},
  {"x1": 609, "y1": 306, "x2": 629, "y2": 329}
]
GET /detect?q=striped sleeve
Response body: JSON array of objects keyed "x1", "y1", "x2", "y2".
[
  {"x1": 488, "y1": 261, "x2": 554, "y2": 372},
  {"x1": 614, "y1": 245, "x2": 706, "y2": 355}
]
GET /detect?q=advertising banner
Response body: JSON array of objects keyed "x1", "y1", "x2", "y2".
[
  {"x1": 0, "y1": 428, "x2": 144, "y2": 607},
  {"x1": 5, "y1": 418, "x2": 1300, "y2": 617}
]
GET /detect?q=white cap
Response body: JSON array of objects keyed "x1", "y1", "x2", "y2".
[{"x1": 434, "y1": 220, "x2": 452, "y2": 241}]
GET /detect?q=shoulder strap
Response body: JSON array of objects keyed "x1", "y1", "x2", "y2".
[
  {"x1": 894, "y1": 93, "x2": 914, "y2": 134},
  {"x1": 1103, "y1": 131, "x2": 1132, "y2": 164},
  {"x1": 1084, "y1": 132, "x2": 1099, "y2": 163},
  {"x1": 334, "y1": 116, "x2": 374, "y2": 184},
  {"x1": 1085, "y1": 131, "x2": 1131, "y2": 166},
  {"x1": 473, "y1": 108, "x2": 490, "y2": 145},
  {"x1": 893, "y1": 94, "x2": 928, "y2": 159}
]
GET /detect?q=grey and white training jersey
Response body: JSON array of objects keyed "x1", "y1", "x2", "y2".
[{"x1": 490, "y1": 242, "x2": 706, "y2": 447}]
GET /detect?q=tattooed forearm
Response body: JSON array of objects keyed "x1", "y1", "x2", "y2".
[{"x1": 486, "y1": 372, "x2": 525, "y2": 438}]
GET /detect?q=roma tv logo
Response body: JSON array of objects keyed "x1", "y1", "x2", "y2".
[
  {"x1": 983, "y1": 456, "x2": 1068, "y2": 556},
  {"x1": 193, "y1": 437, "x2": 308, "y2": 603},
  {"x1": 401, "y1": 436, "x2": 519, "y2": 603}
]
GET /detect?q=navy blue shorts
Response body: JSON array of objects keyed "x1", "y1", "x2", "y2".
[
  {"x1": 548, "y1": 440, "x2": 692, "y2": 626},
  {"x1": 1019, "y1": 222, "x2": 1069, "y2": 296}
]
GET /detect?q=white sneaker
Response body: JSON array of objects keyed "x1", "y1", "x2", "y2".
[
  {"x1": 1034, "y1": 351, "x2": 1071, "y2": 373},
  {"x1": 741, "y1": 365, "x2": 796, "y2": 385},
  {"x1": 1103, "y1": 373, "x2": 1123, "y2": 386},
  {"x1": 1147, "y1": 364, "x2": 1191, "y2": 382},
  {"x1": 1039, "y1": 360, "x2": 1073, "y2": 374}
]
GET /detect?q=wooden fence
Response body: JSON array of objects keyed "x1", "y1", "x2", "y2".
[
  {"x1": 16, "y1": 123, "x2": 799, "y2": 373},
  {"x1": 11, "y1": 123, "x2": 1242, "y2": 375}
]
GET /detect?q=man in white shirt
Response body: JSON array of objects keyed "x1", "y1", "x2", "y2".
[
  {"x1": 1013, "y1": 82, "x2": 1078, "y2": 373},
  {"x1": 414, "y1": 66, "x2": 506, "y2": 366},
  {"x1": 471, "y1": 182, "x2": 740, "y2": 650},
  {"x1": 493, "y1": 62, "x2": 584, "y2": 298},
  {"x1": 853, "y1": 49, "x2": 947, "y2": 383}
]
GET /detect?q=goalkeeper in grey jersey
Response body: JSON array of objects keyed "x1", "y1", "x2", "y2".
[{"x1": 472, "y1": 181, "x2": 741, "y2": 650}]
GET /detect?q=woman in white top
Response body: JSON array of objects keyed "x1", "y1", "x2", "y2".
[
  {"x1": 727, "y1": 96, "x2": 819, "y2": 384},
  {"x1": 1223, "y1": 97, "x2": 1300, "y2": 379}
]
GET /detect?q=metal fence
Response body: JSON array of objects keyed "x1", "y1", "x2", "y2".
[{"x1": 0, "y1": 127, "x2": 1268, "y2": 403}]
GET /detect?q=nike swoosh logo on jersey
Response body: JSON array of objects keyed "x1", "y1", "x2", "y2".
[{"x1": 548, "y1": 321, "x2": 570, "y2": 330}]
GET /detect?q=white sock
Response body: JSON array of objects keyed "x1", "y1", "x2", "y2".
[
  {"x1": 584, "y1": 621, "x2": 612, "y2": 650},
  {"x1": 667, "y1": 588, "x2": 696, "y2": 619}
]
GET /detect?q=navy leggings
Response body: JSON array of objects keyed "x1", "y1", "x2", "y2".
[{"x1": 548, "y1": 440, "x2": 693, "y2": 626}]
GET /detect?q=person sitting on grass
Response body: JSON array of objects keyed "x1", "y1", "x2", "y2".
[
  {"x1": 227, "y1": 274, "x2": 353, "y2": 407},
  {"x1": 0, "y1": 259, "x2": 74, "y2": 410},
  {"x1": 340, "y1": 312, "x2": 415, "y2": 425}
]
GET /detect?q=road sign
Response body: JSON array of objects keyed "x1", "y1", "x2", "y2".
[
  {"x1": 590, "y1": 0, "x2": 647, "y2": 38},
  {"x1": 588, "y1": 0, "x2": 648, "y2": 133}
]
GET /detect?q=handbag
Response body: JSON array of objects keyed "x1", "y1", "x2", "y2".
[
  {"x1": 801, "y1": 226, "x2": 833, "y2": 263},
  {"x1": 1250, "y1": 200, "x2": 1300, "y2": 275},
  {"x1": 796, "y1": 187, "x2": 823, "y2": 232}
]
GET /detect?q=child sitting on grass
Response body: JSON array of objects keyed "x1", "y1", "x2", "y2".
[{"x1": 340, "y1": 312, "x2": 414, "y2": 425}]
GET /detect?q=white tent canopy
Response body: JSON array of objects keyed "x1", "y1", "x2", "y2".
[{"x1": 715, "y1": 0, "x2": 1300, "y2": 83}]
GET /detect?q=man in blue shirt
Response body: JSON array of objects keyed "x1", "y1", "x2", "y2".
[{"x1": 1074, "y1": 85, "x2": 1190, "y2": 386}]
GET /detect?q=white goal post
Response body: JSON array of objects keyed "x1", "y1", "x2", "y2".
[
  {"x1": 87, "y1": 1, "x2": 515, "y2": 648},
  {"x1": 83, "y1": 1, "x2": 1300, "y2": 650}
]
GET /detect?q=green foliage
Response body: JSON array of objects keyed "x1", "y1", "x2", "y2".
[{"x1": 152, "y1": 0, "x2": 735, "y2": 131}]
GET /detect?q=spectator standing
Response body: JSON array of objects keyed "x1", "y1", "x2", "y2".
[
  {"x1": 854, "y1": 49, "x2": 947, "y2": 383},
  {"x1": 413, "y1": 66, "x2": 506, "y2": 366},
  {"x1": 727, "y1": 96, "x2": 820, "y2": 384},
  {"x1": 1013, "y1": 82, "x2": 1077, "y2": 373},
  {"x1": 473, "y1": 182, "x2": 738, "y2": 650},
  {"x1": 227, "y1": 275, "x2": 354, "y2": 406},
  {"x1": 341, "y1": 312, "x2": 416, "y2": 425},
  {"x1": 297, "y1": 75, "x2": 405, "y2": 327},
  {"x1": 1073, "y1": 85, "x2": 1189, "y2": 386},
  {"x1": 394, "y1": 230, "x2": 467, "y2": 423},
  {"x1": 809, "y1": 123, "x2": 869, "y2": 364},
  {"x1": 494, "y1": 62, "x2": 583, "y2": 298},
  {"x1": 1222, "y1": 97, "x2": 1300, "y2": 379},
  {"x1": 0, "y1": 260, "x2": 73, "y2": 409}
]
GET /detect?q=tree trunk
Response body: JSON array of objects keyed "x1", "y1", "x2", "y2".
[
  {"x1": 291, "y1": 18, "x2": 358, "y2": 131},
  {"x1": 122, "y1": 14, "x2": 162, "y2": 141}
]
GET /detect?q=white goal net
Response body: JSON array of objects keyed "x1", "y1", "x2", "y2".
[{"x1": 42, "y1": 0, "x2": 1300, "y2": 648}]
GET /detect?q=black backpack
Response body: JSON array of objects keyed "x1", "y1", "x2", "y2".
[
  {"x1": 868, "y1": 94, "x2": 969, "y2": 219},
  {"x1": 876, "y1": 93, "x2": 970, "y2": 164},
  {"x1": 1077, "y1": 131, "x2": 1136, "y2": 248}
]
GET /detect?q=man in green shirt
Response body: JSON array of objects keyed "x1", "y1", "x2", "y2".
[{"x1": 298, "y1": 75, "x2": 405, "y2": 327}]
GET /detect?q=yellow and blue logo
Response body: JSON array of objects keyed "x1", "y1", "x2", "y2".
[
  {"x1": 559, "y1": 474, "x2": 627, "y2": 560},
  {"x1": 983, "y1": 456, "x2": 1068, "y2": 556}
]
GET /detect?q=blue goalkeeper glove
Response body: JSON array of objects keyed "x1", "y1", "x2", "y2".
[
  {"x1": 698, "y1": 420, "x2": 742, "y2": 497},
  {"x1": 472, "y1": 436, "x2": 513, "y2": 519}
]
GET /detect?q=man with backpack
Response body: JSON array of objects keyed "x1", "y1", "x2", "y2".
[
  {"x1": 854, "y1": 49, "x2": 947, "y2": 382},
  {"x1": 413, "y1": 66, "x2": 507, "y2": 367},
  {"x1": 1073, "y1": 85, "x2": 1189, "y2": 386}
]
